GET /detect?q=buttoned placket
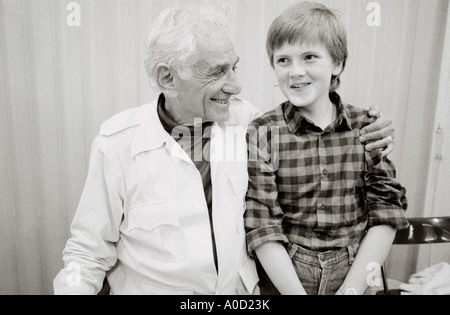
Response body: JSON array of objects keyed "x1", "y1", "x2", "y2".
[{"x1": 316, "y1": 132, "x2": 329, "y2": 227}]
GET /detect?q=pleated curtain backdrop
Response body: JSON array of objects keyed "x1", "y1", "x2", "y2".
[{"x1": 0, "y1": 0, "x2": 448, "y2": 294}]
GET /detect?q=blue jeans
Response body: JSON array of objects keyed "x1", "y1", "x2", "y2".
[{"x1": 258, "y1": 243, "x2": 355, "y2": 295}]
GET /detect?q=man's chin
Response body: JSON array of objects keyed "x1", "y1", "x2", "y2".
[
  {"x1": 205, "y1": 109, "x2": 230, "y2": 124},
  {"x1": 217, "y1": 112, "x2": 231, "y2": 124}
]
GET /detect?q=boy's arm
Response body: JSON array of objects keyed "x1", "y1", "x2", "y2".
[
  {"x1": 337, "y1": 151, "x2": 409, "y2": 295},
  {"x1": 256, "y1": 242, "x2": 307, "y2": 295},
  {"x1": 336, "y1": 225, "x2": 396, "y2": 295},
  {"x1": 361, "y1": 107, "x2": 395, "y2": 157}
]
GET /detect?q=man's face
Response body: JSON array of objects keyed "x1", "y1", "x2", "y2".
[
  {"x1": 170, "y1": 32, "x2": 242, "y2": 124},
  {"x1": 273, "y1": 41, "x2": 342, "y2": 110}
]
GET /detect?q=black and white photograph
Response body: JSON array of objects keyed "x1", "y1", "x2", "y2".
[{"x1": 1, "y1": 0, "x2": 449, "y2": 299}]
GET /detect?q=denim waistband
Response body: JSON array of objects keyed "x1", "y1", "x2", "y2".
[{"x1": 287, "y1": 243, "x2": 356, "y2": 266}]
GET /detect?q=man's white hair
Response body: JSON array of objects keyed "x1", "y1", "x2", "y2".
[{"x1": 145, "y1": 2, "x2": 232, "y2": 87}]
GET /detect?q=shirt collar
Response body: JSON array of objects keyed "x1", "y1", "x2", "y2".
[
  {"x1": 157, "y1": 93, "x2": 179, "y2": 134},
  {"x1": 130, "y1": 96, "x2": 172, "y2": 158},
  {"x1": 131, "y1": 94, "x2": 218, "y2": 158},
  {"x1": 284, "y1": 92, "x2": 353, "y2": 134}
]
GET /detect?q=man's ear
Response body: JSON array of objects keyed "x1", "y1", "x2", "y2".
[{"x1": 155, "y1": 63, "x2": 177, "y2": 96}]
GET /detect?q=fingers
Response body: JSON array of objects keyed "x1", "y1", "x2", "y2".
[
  {"x1": 399, "y1": 283, "x2": 424, "y2": 295},
  {"x1": 381, "y1": 143, "x2": 394, "y2": 158},
  {"x1": 408, "y1": 275, "x2": 432, "y2": 285},
  {"x1": 367, "y1": 106, "x2": 381, "y2": 119},
  {"x1": 360, "y1": 123, "x2": 394, "y2": 142},
  {"x1": 360, "y1": 111, "x2": 392, "y2": 134},
  {"x1": 364, "y1": 137, "x2": 393, "y2": 152}
]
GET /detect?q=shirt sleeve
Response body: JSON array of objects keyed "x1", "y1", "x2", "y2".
[
  {"x1": 53, "y1": 136, "x2": 123, "y2": 295},
  {"x1": 364, "y1": 149, "x2": 409, "y2": 230},
  {"x1": 244, "y1": 122, "x2": 289, "y2": 258}
]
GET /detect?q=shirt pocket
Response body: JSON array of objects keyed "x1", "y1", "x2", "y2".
[{"x1": 126, "y1": 204, "x2": 185, "y2": 262}]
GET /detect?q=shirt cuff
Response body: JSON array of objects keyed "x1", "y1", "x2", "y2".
[
  {"x1": 367, "y1": 204, "x2": 410, "y2": 230},
  {"x1": 246, "y1": 225, "x2": 289, "y2": 258}
]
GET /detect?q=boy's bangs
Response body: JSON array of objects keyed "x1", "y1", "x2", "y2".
[
  {"x1": 292, "y1": 25, "x2": 325, "y2": 49},
  {"x1": 275, "y1": 19, "x2": 338, "y2": 54}
]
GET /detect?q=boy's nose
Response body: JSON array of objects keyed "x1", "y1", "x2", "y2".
[{"x1": 289, "y1": 62, "x2": 307, "y2": 78}]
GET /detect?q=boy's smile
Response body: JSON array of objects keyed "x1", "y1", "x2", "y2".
[
  {"x1": 290, "y1": 82, "x2": 312, "y2": 96},
  {"x1": 273, "y1": 41, "x2": 342, "y2": 121}
]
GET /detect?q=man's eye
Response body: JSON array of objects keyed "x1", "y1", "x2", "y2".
[{"x1": 213, "y1": 69, "x2": 225, "y2": 76}]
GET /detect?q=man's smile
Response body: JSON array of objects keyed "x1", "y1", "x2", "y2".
[{"x1": 211, "y1": 98, "x2": 230, "y2": 105}]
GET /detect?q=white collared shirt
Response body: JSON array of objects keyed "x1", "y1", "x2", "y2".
[{"x1": 53, "y1": 96, "x2": 261, "y2": 295}]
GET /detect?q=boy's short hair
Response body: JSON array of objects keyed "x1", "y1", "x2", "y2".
[{"x1": 266, "y1": 1, "x2": 348, "y2": 92}]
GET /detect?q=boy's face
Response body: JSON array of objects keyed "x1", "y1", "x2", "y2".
[{"x1": 273, "y1": 41, "x2": 342, "y2": 110}]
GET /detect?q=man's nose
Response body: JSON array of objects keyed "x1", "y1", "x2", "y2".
[{"x1": 222, "y1": 70, "x2": 242, "y2": 95}]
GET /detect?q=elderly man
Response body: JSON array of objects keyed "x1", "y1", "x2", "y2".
[{"x1": 53, "y1": 4, "x2": 395, "y2": 295}]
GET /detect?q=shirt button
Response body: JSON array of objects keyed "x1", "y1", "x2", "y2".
[
  {"x1": 322, "y1": 169, "x2": 328, "y2": 176},
  {"x1": 321, "y1": 204, "x2": 325, "y2": 210}
]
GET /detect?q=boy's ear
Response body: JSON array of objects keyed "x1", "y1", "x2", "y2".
[
  {"x1": 155, "y1": 63, "x2": 177, "y2": 97},
  {"x1": 332, "y1": 61, "x2": 344, "y2": 76}
]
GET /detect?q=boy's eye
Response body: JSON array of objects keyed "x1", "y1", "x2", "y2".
[
  {"x1": 305, "y1": 55, "x2": 318, "y2": 60},
  {"x1": 277, "y1": 58, "x2": 289, "y2": 64}
]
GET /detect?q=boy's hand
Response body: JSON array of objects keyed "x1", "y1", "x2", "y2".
[{"x1": 360, "y1": 106, "x2": 395, "y2": 157}]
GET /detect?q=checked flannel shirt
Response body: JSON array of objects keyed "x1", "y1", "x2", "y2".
[{"x1": 244, "y1": 92, "x2": 409, "y2": 257}]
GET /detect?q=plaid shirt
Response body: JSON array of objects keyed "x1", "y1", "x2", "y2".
[{"x1": 244, "y1": 92, "x2": 409, "y2": 257}]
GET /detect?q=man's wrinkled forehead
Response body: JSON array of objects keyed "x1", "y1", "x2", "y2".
[{"x1": 194, "y1": 32, "x2": 239, "y2": 68}]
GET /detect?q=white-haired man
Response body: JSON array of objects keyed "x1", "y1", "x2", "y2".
[{"x1": 54, "y1": 4, "x2": 395, "y2": 295}]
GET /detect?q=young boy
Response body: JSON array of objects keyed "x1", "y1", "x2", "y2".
[{"x1": 244, "y1": 2, "x2": 409, "y2": 295}]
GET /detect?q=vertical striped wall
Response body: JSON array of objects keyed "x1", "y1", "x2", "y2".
[{"x1": 0, "y1": 0, "x2": 448, "y2": 294}]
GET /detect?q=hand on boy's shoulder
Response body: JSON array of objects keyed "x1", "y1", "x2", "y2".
[{"x1": 357, "y1": 105, "x2": 395, "y2": 156}]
